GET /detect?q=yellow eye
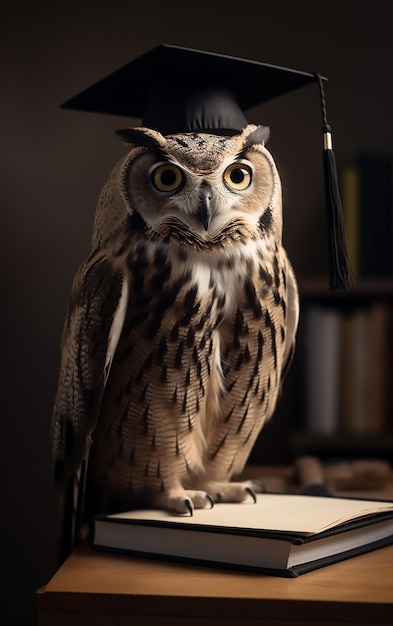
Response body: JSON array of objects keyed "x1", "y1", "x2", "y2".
[
  {"x1": 151, "y1": 164, "x2": 183, "y2": 192},
  {"x1": 223, "y1": 163, "x2": 252, "y2": 190}
]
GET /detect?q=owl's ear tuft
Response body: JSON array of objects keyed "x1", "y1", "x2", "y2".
[
  {"x1": 244, "y1": 125, "x2": 270, "y2": 147},
  {"x1": 115, "y1": 127, "x2": 167, "y2": 150}
]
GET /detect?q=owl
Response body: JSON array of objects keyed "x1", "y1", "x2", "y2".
[{"x1": 51, "y1": 123, "x2": 299, "y2": 535}]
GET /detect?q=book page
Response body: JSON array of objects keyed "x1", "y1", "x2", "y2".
[{"x1": 109, "y1": 494, "x2": 393, "y2": 536}]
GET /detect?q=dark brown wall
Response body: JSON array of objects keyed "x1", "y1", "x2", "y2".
[{"x1": 1, "y1": 1, "x2": 392, "y2": 623}]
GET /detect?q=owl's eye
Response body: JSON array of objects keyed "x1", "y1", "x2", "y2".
[
  {"x1": 151, "y1": 164, "x2": 184, "y2": 192},
  {"x1": 223, "y1": 163, "x2": 252, "y2": 190}
]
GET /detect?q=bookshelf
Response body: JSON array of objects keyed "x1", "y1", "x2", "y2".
[
  {"x1": 289, "y1": 147, "x2": 393, "y2": 461},
  {"x1": 287, "y1": 278, "x2": 393, "y2": 462}
]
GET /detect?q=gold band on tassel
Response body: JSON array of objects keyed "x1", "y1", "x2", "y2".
[{"x1": 323, "y1": 132, "x2": 332, "y2": 150}]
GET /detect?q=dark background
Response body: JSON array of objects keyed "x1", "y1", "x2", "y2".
[{"x1": 1, "y1": 1, "x2": 392, "y2": 623}]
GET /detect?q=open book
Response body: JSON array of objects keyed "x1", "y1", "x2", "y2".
[{"x1": 92, "y1": 494, "x2": 393, "y2": 577}]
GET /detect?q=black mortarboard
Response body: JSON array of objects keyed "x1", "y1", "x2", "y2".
[
  {"x1": 62, "y1": 44, "x2": 321, "y2": 136},
  {"x1": 62, "y1": 44, "x2": 353, "y2": 290}
]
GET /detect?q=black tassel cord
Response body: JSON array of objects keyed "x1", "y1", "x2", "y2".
[{"x1": 316, "y1": 74, "x2": 354, "y2": 291}]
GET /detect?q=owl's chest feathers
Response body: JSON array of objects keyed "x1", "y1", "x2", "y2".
[
  {"x1": 120, "y1": 237, "x2": 282, "y2": 319},
  {"x1": 114, "y1": 238, "x2": 287, "y2": 380}
]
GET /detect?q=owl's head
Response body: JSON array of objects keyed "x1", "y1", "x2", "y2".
[{"x1": 93, "y1": 124, "x2": 283, "y2": 251}]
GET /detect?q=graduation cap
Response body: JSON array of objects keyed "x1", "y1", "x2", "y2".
[{"x1": 62, "y1": 44, "x2": 353, "y2": 290}]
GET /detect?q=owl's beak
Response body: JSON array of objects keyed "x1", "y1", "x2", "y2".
[{"x1": 197, "y1": 185, "x2": 212, "y2": 231}]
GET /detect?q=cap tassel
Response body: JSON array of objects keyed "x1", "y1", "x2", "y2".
[{"x1": 316, "y1": 74, "x2": 354, "y2": 291}]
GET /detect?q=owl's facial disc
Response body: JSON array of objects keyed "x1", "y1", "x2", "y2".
[{"x1": 143, "y1": 153, "x2": 260, "y2": 237}]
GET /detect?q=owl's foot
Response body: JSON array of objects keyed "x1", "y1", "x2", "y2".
[
  {"x1": 201, "y1": 480, "x2": 265, "y2": 504},
  {"x1": 155, "y1": 489, "x2": 215, "y2": 516}
]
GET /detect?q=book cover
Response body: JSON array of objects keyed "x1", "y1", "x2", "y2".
[
  {"x1": 341, "y1": 303, "x2": 393, "y2": 434},
  {"x1": 302, "y1": 306, "x2": 341, "y2": 434},
  {"x1": 92, "y1": 494, "x2": 393, "y2": 577}
]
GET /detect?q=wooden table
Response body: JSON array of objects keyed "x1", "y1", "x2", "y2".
[
  {"x1": 37, "y1": 541, "x2": 393, "y2": 626},
  {"x1": 38, "y1": 464, "x2": 393, "y2": 625}
]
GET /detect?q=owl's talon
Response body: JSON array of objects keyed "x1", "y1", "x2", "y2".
[
  {"x1": 185, "y1": 499, "x2": 194, "y2": 516},
  {"x1": 206, "y1": 494, "x2": 215, "y2": 509},
  {"x1": 245, "y1": 486, "x2": 257, "y2": 503}
]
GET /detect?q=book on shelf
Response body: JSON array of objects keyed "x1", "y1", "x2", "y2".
[
  {"x1": 340, "y1": 307, "x2": 370, "y2": 433},
  {"x1": 92, "y1": 493, "x2": 393, "y2": 578},
  {"x1": 302, "y1": 305, "x2": 341, "y2": 434},
  {"x1": 341, "y1": 152, "x2": 393, "y2": 279},
  {"x1": 358, "y1": 153, "x2": 393, "y2": 277}
]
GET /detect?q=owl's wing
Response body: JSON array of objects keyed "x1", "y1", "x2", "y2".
[
  {"x1": 51, "y1": 252, "x2": 127, "y2": 557},
  {"x1": 281, "y1": 260, "x2": 299, "y2": 380}
]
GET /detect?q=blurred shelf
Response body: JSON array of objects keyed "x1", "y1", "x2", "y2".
[
  {"x1": 298, "y1": 277, "x2": 393, "y2": 301},
  {"x1": 290, "y1": 432, "x2": 393, "y2": 461}
]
